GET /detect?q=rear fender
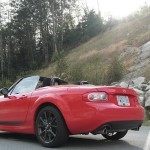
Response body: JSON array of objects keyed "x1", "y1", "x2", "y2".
[{"x1": 29, "y1": 93, "x2": 72, "y2": 132}]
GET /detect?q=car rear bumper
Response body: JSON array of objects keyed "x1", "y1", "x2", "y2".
[
  {"x1": 91, "y1": 120, "x2": 143, "y2": 134},
  {"x1": 68, "y1": 103, "x2": 144, "y2": 134}
]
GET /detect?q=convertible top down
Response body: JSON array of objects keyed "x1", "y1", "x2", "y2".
[{"x1": 0, "y1": 76, "x2": 144, "y2": 147}]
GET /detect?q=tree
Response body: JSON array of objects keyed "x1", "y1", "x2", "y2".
[
  {"x1": 63, "y1": 10, "x2": 104, "y2": 48},
  {"x1": 0, "y1": 2, "x2": 7, "y2": 80},
  {"x1": 0, "y1": 0, "x2": 104, "y2": 83},
  {"x1": 85, "y1": 10, "x2": 103, "y2": 37}
]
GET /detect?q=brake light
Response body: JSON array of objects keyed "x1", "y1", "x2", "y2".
[{"x1": 83, "y1": 92, "x2": 108, "y2": 101}]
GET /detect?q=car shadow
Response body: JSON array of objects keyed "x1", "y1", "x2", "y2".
[
  {"x1": 0, "y1": 132, "x2": 37, "y2": 143},
  {"x1": 65, "y1": 135, "x2": 143, "y2": 150},
  {"x1": 0, "y1": 132, "x2": 143, "y2": 150}
]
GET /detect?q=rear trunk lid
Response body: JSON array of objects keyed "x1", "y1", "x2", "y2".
[
  {"x1": 96, "y1": 86, "x2": 139, "y2": 107},
  {"x1": 96, "y1": 86, "x2": 137, "y2": 96}
]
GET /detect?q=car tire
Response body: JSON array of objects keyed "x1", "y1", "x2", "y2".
[
  {"x1": 102, "y1": 130, "x2": 128, "y2": 140},
  {"x1": 35, "y1": 106, "x2": 68, "y2": 147}
]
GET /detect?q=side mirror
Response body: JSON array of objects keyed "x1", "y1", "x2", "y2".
[{"x1": 0, "y1": 88, "x2": 9, "y2": 98}]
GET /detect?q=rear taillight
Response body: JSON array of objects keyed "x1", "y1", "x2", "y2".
[{"x1": 83, "y1": 92, "x2": 108, "y2": 102}]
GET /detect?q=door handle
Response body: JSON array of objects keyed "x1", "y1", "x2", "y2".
[{"x1": 20, "y1": 95, "x2": 27, "y2": 99}]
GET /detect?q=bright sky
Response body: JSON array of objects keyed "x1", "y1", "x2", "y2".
[
  {"x1": 1, "y1": 0, "x2": 150, "y2": 18},
  {"x1": 1, "y1": 0, "x2": 8, "y2": 2},
  {"x1": 86, "y1": 0, "x2": 150, "y2": 18}
]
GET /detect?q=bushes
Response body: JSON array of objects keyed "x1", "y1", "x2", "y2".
[
  {"x1": 54, "y1": 56, "x2": 125, "y2": 85},
  {"x1": 67, "y1": 64, "x2": 84, "y2": 82},
  {"x1": 0, "y1": 79, "x2": 13, "y2": 88},
  {"x1": 106, "y1": 57, "x2": 125, "y2": 84},
  {"x1": 55, "y1": 55, "x2": 68, "y2": 80}
]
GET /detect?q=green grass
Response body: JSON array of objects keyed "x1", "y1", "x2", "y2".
[{"x1": 143, "y1": 120, "x2": 150, "y2": 126}]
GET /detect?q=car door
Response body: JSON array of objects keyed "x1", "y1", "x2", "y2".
[{"x1": 0, "y1": 76, "x2": 39, "y2": 125}]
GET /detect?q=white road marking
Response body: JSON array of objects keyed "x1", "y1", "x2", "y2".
[{"x1": 144, "y1": 131, "x2": 150, "y2": 150}]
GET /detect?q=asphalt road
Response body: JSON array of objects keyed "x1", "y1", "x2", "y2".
[{"x1": 0, "y1": 126, "x2": 149, "y2": 150}]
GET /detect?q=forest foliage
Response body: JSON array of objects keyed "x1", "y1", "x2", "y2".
[
  {"x1": 0, "y1": 1, "x2": 149, "y2": 86},
  {"x1": 0, "y1": 0, "x2": 103, "y2": 82}
]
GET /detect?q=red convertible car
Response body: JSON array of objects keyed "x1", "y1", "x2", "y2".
[{"x1": 0, "y1": 76, "x2": 144, "y2": 147}]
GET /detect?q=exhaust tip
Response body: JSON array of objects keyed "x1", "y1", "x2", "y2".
[{"x1": 91, "y1": 124, "x2": 111, "y2": 135}]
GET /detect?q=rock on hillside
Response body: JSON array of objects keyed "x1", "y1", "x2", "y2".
[
  {"x1": 112, "y1": 77, "x2": 150, "y2": 108},
  {"x1": 120, "y1": 41, "x2": 150, "y2": 80},
  {"x1": 145, "y1": 90, "x2": 150, "y2": 107}
]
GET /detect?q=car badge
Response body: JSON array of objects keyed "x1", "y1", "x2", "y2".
[{"x1": 123, "y1": 89, "x2": 126, "y2": 93}]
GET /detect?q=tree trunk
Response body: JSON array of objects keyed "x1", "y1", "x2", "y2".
[
  {"x1": 60, "y1": 0, "x2": 64, "y2": 51},
  {"x1": 0, "y1": 3, "x2": 4, "y2": 80},
  {"x1": 52, "y1": 0, "x2": 58, "y2": 56},
  {"x1": 0, "y1": 33, "x2": 4, "y2": 80},
  {"x1": 7, "y1": 35, "x2": 11, "y2": 78},
  {"x1": 39, "y1": 1, "x2": 49, "y2": 64}
]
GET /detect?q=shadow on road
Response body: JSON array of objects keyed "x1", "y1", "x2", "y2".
[
  {"x1": 0, "y1": 132, "x2": 143, "y2": 150},
  {"x1": 0, "y1": 132, "x2": 37, "y2": 143},
  {"x1": 66, "y1": 135, "x2": 143, "y2": 150}
]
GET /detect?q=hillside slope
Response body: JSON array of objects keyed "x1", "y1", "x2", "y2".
[
  {"x1": 37, "y1": 14, "x2": 150, "y2": 84},
  {"x1": 121, "y1": 41, "x2": 150, "y2": 80}
]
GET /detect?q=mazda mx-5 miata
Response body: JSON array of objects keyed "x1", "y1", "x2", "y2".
[{"x1": 0, "y1": 76, "x2": 144, "y2": 147}]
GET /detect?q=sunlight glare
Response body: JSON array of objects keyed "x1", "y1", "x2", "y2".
[{"x1": 86, "y1": 0, "x2": 149, "y2": 18}]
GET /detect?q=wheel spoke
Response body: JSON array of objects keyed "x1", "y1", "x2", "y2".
[
  {"x1": 38, "y1": 124, "x2": 45, "y2": 128},
  {"x1": 44, "y1": 112, "x2": 48, "y2": 123},
  {"x1": 40, "y1": 129, "x2": 46, "y2": 135},
  {"x1": 49, "y1": 130, "x2": 56, "y2": 137},
  {"x1": 48, "y1": 132, "x2": 52, "y2": 141},
  {"x1": 43, "y1": 130, "x2": 48, "y2": 141},
  {"x1": 37, "y1": 109, "x2": 59, "y2": 144},
  {"x1": 40, "y1": 117, "x2": 46, "y2": 125},
  {"x1": 48, "y1": 113, "x2": 57, "y2": 127},
  {"x1": 50, "y1": 117, "x2": 56, "y2": 124}
]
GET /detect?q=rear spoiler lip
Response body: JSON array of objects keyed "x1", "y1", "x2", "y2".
[{"x1": 96, "y1": 87, "x2": 137, "y2": 97}]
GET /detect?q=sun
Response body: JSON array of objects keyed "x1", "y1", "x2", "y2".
[{"x1": 86, "y1": 0, "x2": 148, "y2": 18}]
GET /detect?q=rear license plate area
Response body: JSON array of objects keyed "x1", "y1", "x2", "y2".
[{"x1": 116, "y1": 96, "x2": 130, "y2": 106}]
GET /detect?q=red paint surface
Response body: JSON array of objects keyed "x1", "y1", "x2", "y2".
[{"x1": 0, "y1": 85, "x2": 144, "y2": 134}]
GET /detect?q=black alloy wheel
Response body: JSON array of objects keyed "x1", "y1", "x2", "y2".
[
  {"x1": 102, "y1": 130, "x2": 128, "y2": 140},
  {"x1": 35, "y1": 106, "x2": 68, "y2": 147}
]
